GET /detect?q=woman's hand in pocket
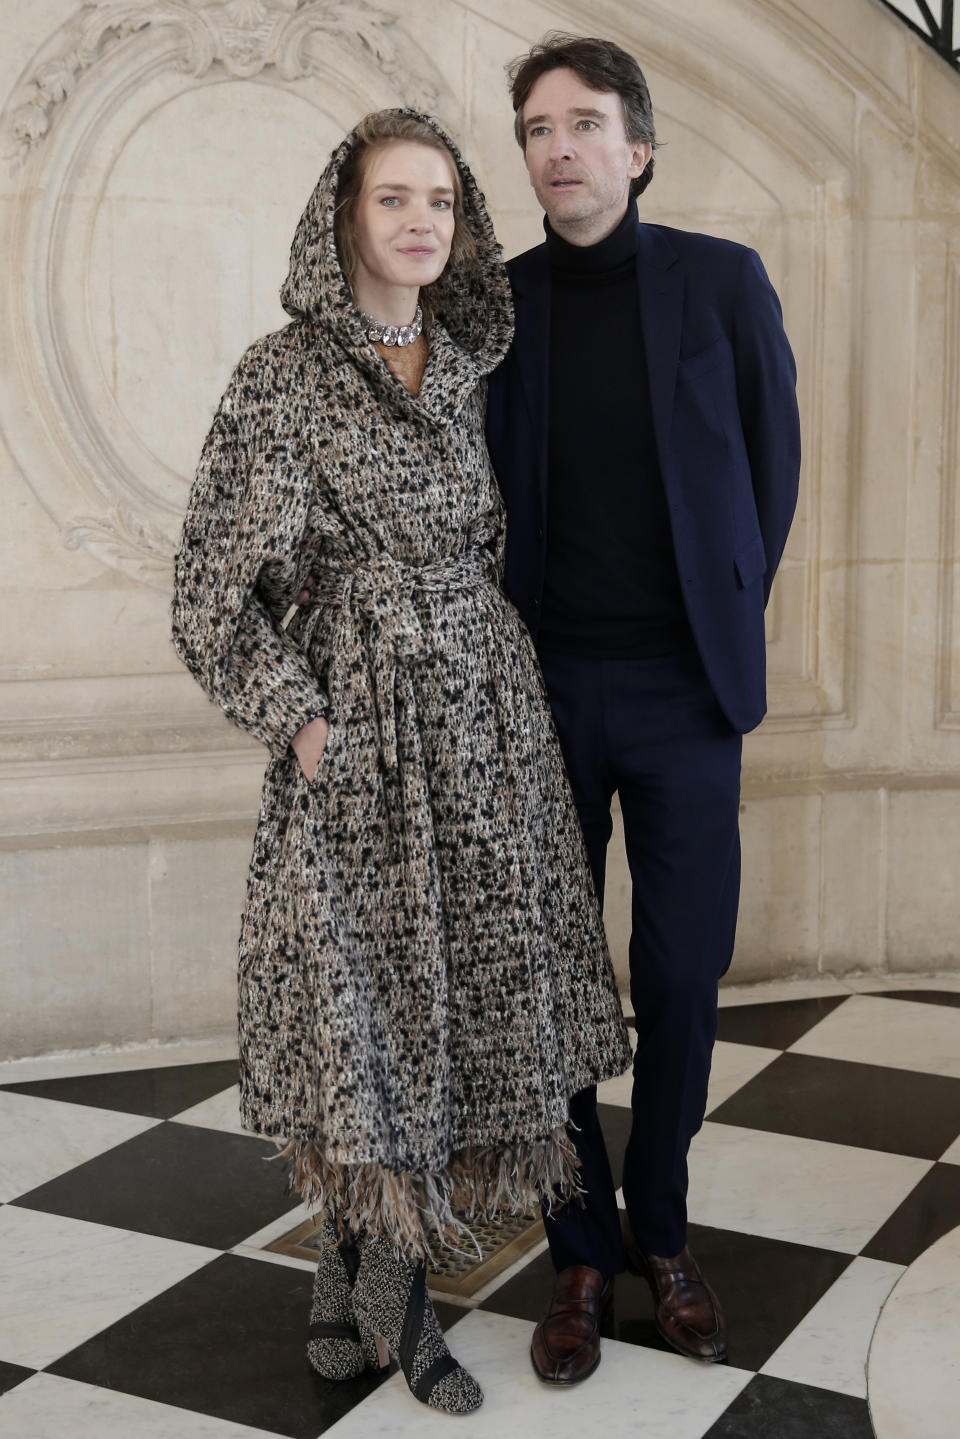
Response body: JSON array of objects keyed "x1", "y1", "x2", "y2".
[{"x1": 291, "y1": 716, "x2": 329, "y2": 782}]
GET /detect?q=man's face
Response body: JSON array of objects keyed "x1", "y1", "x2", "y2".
[{"x1": 520, "y1": 67, "x2": 651, "y2": 243}]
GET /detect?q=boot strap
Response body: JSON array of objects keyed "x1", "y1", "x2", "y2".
[
  {"x1": 397, "y1": 1262, "x2": 463, "y2": 1402},
  {"x1": 308, "y1": 1319, "x2": 360, "y2": 1342},
  {"x1": 413, "y1": 1352, "x2": 461, "y2": 1401},
  {"x1": 398, "y1": 1261, "x2": 427, "y2": 1376}
]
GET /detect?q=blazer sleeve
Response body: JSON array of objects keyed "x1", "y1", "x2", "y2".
[
  {"x1": 732, "y1": 249, "x2": 801, "y2": 605},
  {"x1": 171, "y1": 355, "x2": 329, "y2": 756}
]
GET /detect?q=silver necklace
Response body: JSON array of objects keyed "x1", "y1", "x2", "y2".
[{"x1": 359, "y1": 304, "x2": 423, "y2": 347}]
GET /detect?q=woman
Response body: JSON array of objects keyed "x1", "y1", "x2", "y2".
[{"x1": 172, "y1": 110, "x2": 631, "y2": 1415}]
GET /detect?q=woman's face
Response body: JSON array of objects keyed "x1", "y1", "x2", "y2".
[{"x1": 352, "y1": 141, "x2": 458, "y2": 303}]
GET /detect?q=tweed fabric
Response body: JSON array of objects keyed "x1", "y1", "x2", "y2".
[
  {"x1": 352, "y1": 1235, "x2": 483, "y2": 1414},
  {"x1": 306, "y1": 1220, "x2": 365, "y2": 1381},
  {"x1": 171, "y1": 111, "x2": 631, "y2": 1256}
]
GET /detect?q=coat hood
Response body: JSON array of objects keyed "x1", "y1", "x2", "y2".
[{"x1": 280, "y1": 110, "x2": 513, "y2": 382}]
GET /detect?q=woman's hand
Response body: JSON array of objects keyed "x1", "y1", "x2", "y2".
[{"x1": 291, "y1": 715, "x2": 329, "y2": 781}]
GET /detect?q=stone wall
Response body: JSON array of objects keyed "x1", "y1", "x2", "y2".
[{"x1": 2, "y1": 0, "x2": 959, "y2": 1059}]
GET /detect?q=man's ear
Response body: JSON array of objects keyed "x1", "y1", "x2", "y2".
[{"x1": 629, "y1": 141, "x2": 653, "y2": 180}]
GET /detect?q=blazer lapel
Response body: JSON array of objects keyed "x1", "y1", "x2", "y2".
[
  {"x1": 637, "y1": 225, "x2": 683, "y2": 476},
  {"x1": 510, "y1": 248, "x2": 551, "y2": 516}
]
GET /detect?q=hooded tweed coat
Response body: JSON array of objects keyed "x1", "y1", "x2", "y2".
[{"x1": 172, "y1": 113, "x2": 631, "y2": 1255}]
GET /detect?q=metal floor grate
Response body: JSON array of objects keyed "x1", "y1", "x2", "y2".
[{"x1": 266, "y1": 1210, "x2": 545, "y2": 1298}]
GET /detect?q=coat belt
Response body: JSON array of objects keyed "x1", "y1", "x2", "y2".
[{"x1": 299, "y1": 547, "x2": 497, "y2": 774}]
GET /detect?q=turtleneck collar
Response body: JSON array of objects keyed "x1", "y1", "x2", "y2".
[{"x1": 545, "y1": 202, "x2": 640, "y2": 275}]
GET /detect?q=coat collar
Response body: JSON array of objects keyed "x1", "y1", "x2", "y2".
[
  {"x1": 636, "y1": 224, "x2": 684, "y2": 476},
  {"x1": 508, "y1": 249, "x2": 550, "y2": 484}
]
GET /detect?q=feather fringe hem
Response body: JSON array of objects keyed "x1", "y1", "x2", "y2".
[{"x1": 282, "y1": 1125, "x2": 583, "y2": 1260}]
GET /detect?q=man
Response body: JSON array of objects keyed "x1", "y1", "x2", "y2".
[{"x1": 485, "y1": 34, "x2": 800, "y2": 1383}]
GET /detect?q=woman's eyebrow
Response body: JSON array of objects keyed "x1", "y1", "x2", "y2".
[{"x1": 369, "y1": 182, "x2": 455, "y2": 195}]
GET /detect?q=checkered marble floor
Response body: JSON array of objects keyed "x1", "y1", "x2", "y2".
[{"x1": 1, "y1": 976, "x2": 959, "y2": 1438}]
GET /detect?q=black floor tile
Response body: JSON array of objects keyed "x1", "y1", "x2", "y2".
[
  {"x1": 478, "y1": 1222, "x2": 850, "y2": 1373},
  {"x1": 704, "y1": 1374, "x2": 874, "y2": 1438},
  {"x1": 0, "y1": 1060, "x2": 240, "y2": 1120},
  {"x1": 11, "y1": 1122, "x2": 294, "y2": 1248},
  {"x1": 709, "y1": 1052, "x2": 960, "y2": 1159},
  {"x1": 48, "y1": 1252, "x2": 385, "y2": 1439},
  {"x1": 476, "y1": 1246, "x2": 557, "y2": 1325},
  {"x1": 869, "y1": 989, "x2": 960, "y2": 1009},
  {"x1": 666, "y1": 1225, "x2": 851, "y2": 1373},
  {"x1": 611, "y1": 1224, "x2": 852, "y2": 1373},
  {"x1": 716, "y1": 995, "x2": 849, "y2": 1050},
  {"x1": 861, "y1": 1162, "x2": 960, "y2": 1265},
  {"x1": 0, "y1": 1360, "x2": 35, "y2": 1397},
  {"x1": 434, "y1": 1299, "x2": 469, "y2": 1332}
]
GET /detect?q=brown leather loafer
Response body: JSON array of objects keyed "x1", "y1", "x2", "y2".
[
  {"x1": 626, "y1": 1238, "x2": 727, "y2": 1362},
  {"x1": 530, "y1": 1264, "x2": 612, "y2": 1384}
]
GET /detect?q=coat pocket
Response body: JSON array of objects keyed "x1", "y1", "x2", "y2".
[
  {"x1": 734, "y1": 533, "x2": 767, "y2": 589},
  {"x1": 307, "y1": 717, "x2": 338, "y2": 793},
  {"x1": 678, "y1": 334, "x2": 726, "y2": 380}
]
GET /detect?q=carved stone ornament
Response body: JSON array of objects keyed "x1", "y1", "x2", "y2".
[
  {"x1": 0, "y1": 1, "x2": 447, "y2": 586},
  {"x1": 4, "y1": 0, "x2": 438, "y2": 166}
]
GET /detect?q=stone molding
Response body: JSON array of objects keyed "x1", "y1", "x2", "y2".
[
  {"x1": 936, "y1": 249, "x2": 960, "y2": 730},
  {"x1": 3, "y1": 0, "x2": 432, "y2": 166},
  {"x1": 0, "y1": 0, "x2": 446, "y2": 588}
]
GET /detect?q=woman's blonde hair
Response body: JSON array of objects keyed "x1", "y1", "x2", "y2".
[{"x1": 334, "y1": 112, "x2": 477, "y2": 298}]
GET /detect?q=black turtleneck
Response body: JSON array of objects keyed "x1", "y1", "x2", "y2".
[{"x1": 540, "y1": 204, "x2": 691, "y2": 655}]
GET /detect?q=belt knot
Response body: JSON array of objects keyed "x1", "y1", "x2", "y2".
[
  {"x1": 300, "y1": 545, "x2": 496, "y2": 791},
  {"x1": 346, "y1": 552, "x2": 427, "y2": 667}
]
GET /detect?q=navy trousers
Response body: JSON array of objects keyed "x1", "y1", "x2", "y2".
[{"x1": 539, "y1": 647, "x2": 743, "y2": 1272}]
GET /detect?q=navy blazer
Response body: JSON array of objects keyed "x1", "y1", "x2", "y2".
[{"x1": 485, "y1": 221, "x2": 801, "y2": 735}]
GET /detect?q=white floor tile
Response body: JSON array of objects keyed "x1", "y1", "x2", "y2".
[
  {"x1": 0, "y1": 1091, "x2": 159, "y2": 1202},
  {"x1": 0, "y1": 1206, "x2": 217, "y2": 1369},
  {"x1": 171, "y1": 1085, "x2": 245, "y2": 1135},
  {"x1": 231, "y1": 1243, "x2": 315, "y2": 1273},
  {"x1": 324, "y1": 1308, "x2": 752, "y2": 1437},
  {"x1": 0, "y1": 1039, "x2": 238, "y2": 1087},
  {"x1": 704, "y1": 1041, "x2": 781, "y2": 1114},
  {"x1": 789, "y1": 994, "x2": 960, "y2": 1078},
  {"x1": 0, "y1": 1373, "x2": 284, "y2": 1439},
  {"x1": 868, "y1": 1223, "x2": 960, "y2": 1439},
  {"x1": 761, "y1": 1255, "x2": 904, "y2": 1397},
  {"x1": 598, "y1": 1040, "x2": 780, "y2": 1116},
  {"x1": 687, "y1": 1122, "x2": 930, "y2": 1253},
  {"x1": 940, "y1": 1134, "x2": 960, "y2": 1165}
]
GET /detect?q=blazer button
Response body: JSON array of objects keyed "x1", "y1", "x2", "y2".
[
  {"x1": 537, "y1": 526, "x2": 544, "y2": 540},
  {"x1": 530, "y1": 596, "x2": 539, "y2": 608}
]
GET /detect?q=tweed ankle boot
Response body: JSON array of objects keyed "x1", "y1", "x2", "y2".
[
  {"x1": 306, "y1": 1219, "x2": 369, "y2": 1380},
  {"x1": 352, "y1": 1233, "x2": 483, "y2": 1414}
]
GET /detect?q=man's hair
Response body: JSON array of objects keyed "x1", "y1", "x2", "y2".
[{"x1": 507, "y1": 33, "x2": 658, "y2": 198}]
